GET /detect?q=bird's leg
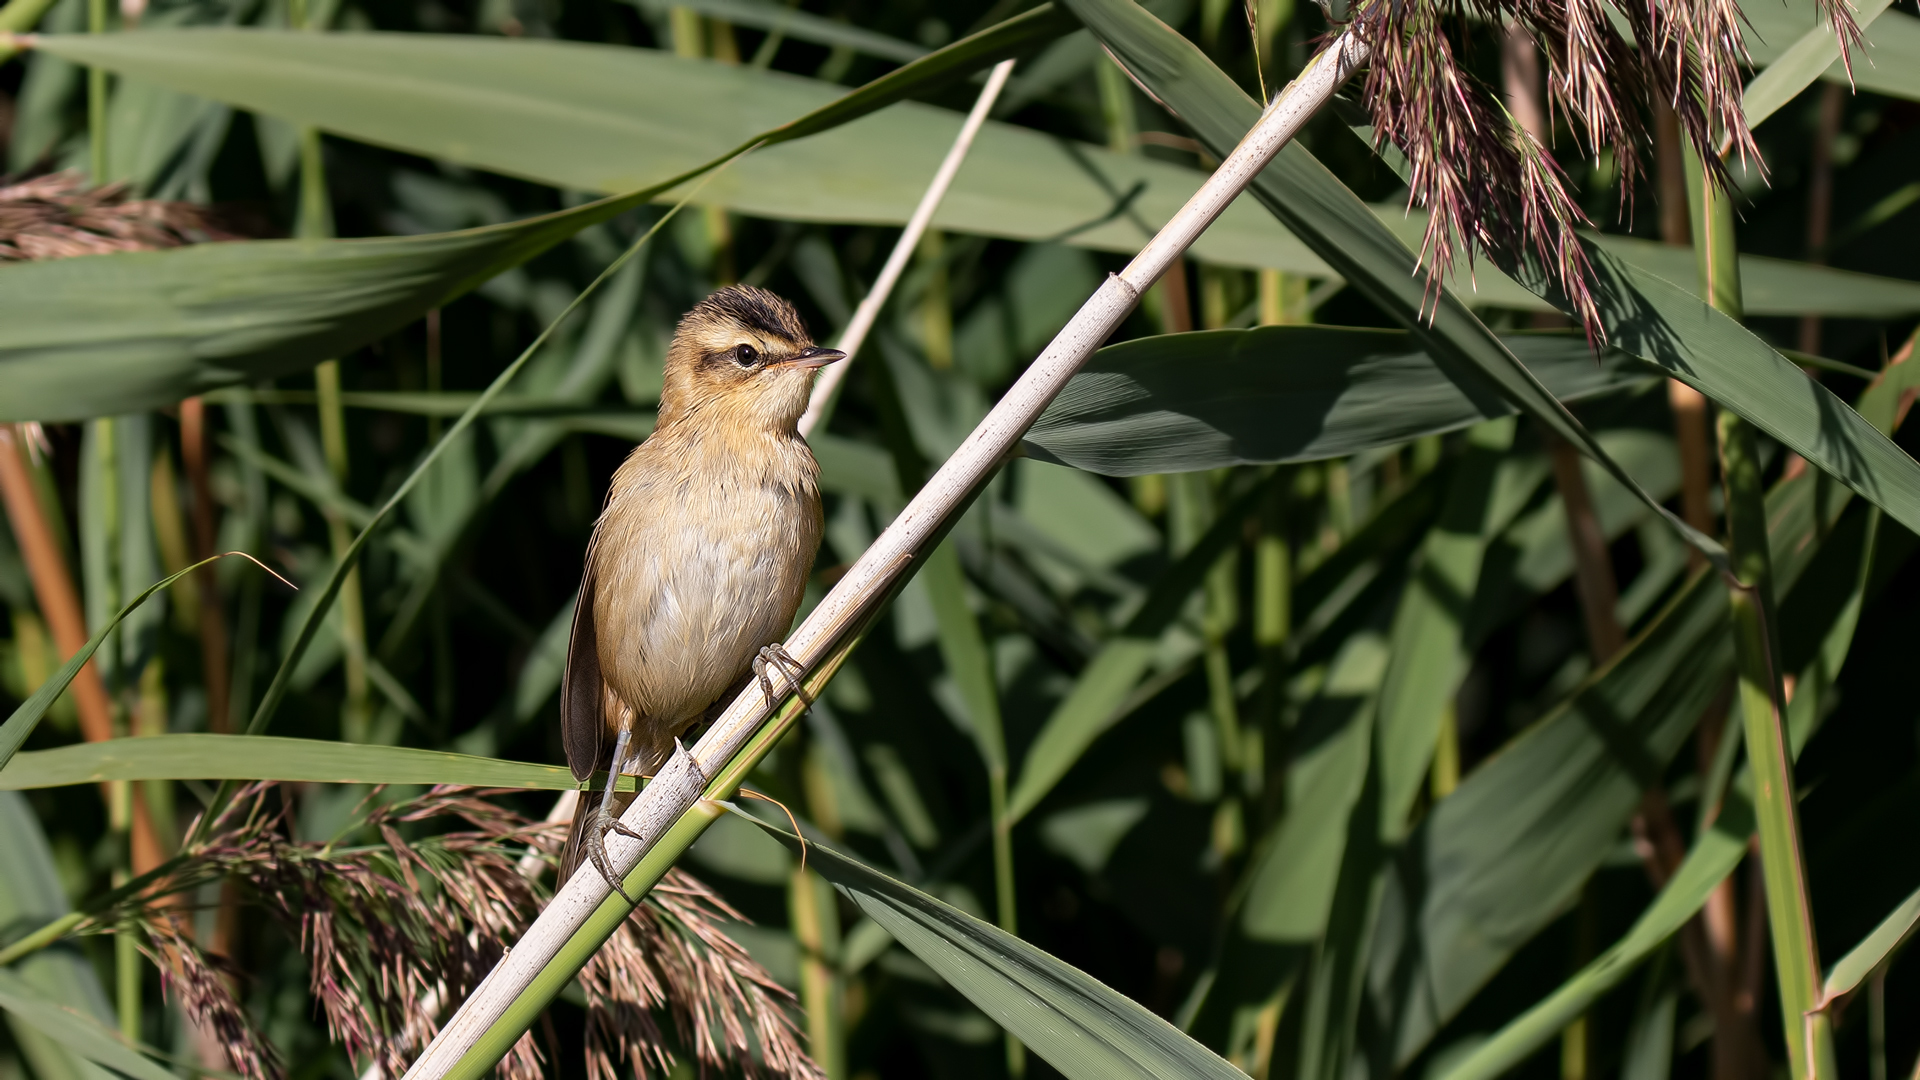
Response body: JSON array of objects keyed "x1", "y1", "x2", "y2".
[
  {"x1": 752, "y1": 643, "x2": 813, "y2": 710},
  {"x1": 584, "y1": 727, "x2": 647, "y2": 902}
]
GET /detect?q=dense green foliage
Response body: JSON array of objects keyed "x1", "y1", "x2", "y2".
[{"x1": 2, "y1": 0, "x2": 1920, "y2": 1078}]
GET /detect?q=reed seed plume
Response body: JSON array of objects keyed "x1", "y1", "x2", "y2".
[
  {"x1": 581, "y1": 875, "x2": 823, "y2": 1080},
  {"x1": 106, "y1": 784, "x2": 816, "y2": 1080},
  {"x1": 1343, "y1": 0, "x2": 1862, "y2": 339},
  {"x1": 140, "y1": 916, "x2": 280, "y2": 1080},
  {"x1": 0, "y1": 170, "x2": 233, "y2": 260}
]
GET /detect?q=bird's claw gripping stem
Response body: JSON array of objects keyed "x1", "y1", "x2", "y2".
[
  {"x1": 584, "y1": 739, "x2": 706, "y2": 904},
  {"x1": 584, "y1": 799, "x2": 645, "y2": 903},
  {"x1": 752, "y1": 642, "x2": 812, "y2": 711}
]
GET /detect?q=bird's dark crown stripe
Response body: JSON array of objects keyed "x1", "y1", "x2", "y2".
[{"x1": 693, "y1": 284, "x2": 809, "y2": 344}]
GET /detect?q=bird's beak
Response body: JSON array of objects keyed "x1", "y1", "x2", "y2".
[{"x1": 780, "y1": 346, "x2": 845, "y2": 370}]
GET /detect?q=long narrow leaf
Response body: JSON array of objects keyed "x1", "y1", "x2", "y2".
[
  {"x1": 1431, "y1": 796, "x2": 1756, "y2": 1080},
  {"x1": 1006, "y1": 475, "x2": 1273, "y2": 823},
  {"x1": 629, "y1": 0, "x2": 926, "y2": 62},
  {"x1": 1384, "y1": 437, "x2": 1878, "y2": 1070},
  {"x1": 1432, "y1": 502, "x2": 1878, "y2": 1080},
  {"x1": 1063, "y1": 0, "x2": 1732, "y2": 573},
  {"x1": 1822, "y1": 883, "x2": 1920, "y2": 1003},
  {"x1": 0, "y1": 971, "x2": 179, "y2": 1080},
  {"x1": 1546, "y1": 249, "x2": 1920, "y2": 544},
  {"x1": 0, "y1": 792, "x2": 116, "y2": 1080},
  {"x1": 1376, "y1": 420, "x2": 1514, "y2": 829},
  {"x1": 1741, "y1": 0, "x2": 1920, "y2": 104},
  {"x1": 0, "y1": 734, "x2": 577, "y2": 790},
  {"x1": 1369, "y1": 568, "x2": 1730, "y2": 1064},
  {"x1": 1336, "y1": 108, "x2": 1920, "y2": 547},
  {"x1": 1744, "y1": 0, "x2": 1898, "y2": 128},
  {"x1": 0, "y1": 193, "x2": 656, "y2": 423},
  {"x1": 0, "y1": 555, "x2": 258, "y2": 770},
  {"x1": 21, "y1": 22, "x2": 1334, "y2": 285},
  {"x1": 745, "y1": 814, "x2": 1247, "y2": 1080},
  {"x1": 1024, "y1": 329, "x2": 1640, "y2": 475},
  {"x1": 2, "y1": 6, "x2": 1068, "y2": 422}
]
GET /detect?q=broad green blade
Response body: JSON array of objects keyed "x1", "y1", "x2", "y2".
[
  {"x1": 0, "y1": 970, "x2": 178, "y2": 1080},
  {"x1": 1, "y1": 6, "x2": 1063, "y2": 422},
  {"x1": 29, "y1": 26, "x2": 1329, "y2": 279},
  {"x1": 0, "y1": 0, "x2": 59, "y2": 33},
  {"x1": 1743, "y1": 0, "x2": 1920, "y2": 122},
  {"x1": 1430, "y1": 796, "x2": 1756, "y2": 1080},
  {"x1": 0, "y1": 192, "x2": 648, "y2": 422},
  {"x1": 1823, "y1": 882, "x2": 1920, "y2": 1002},
  {"x1": 8, "y1": 18, "x2": 1912, "y2": 423},
  {"x1": 1571, "y1": 246, "x2": 1920, "y2": 541},
  {"x1": 1433, "y1": 484, "x2": 1879, "y2": 1080},
  {"x1": 924, "y1": 537, "x2": 1006, "y2": 772},
  {"x1": 1352, "y1": 106, "x2": 1920, "y2": 546},
  {"x1": 1024, "y1": 328, "x2": 1643, "y2": 475},
  {"x1": 1372, "y1": 440, "x2": 1871, "y2": 1067},
  {"x1": 1375, "y1": 420, "x2": 1514, "y2": 830},
  {"x1": 1584, "y1": 232, "x2": 1920, "y2": 320},
  {"x1": 1371, "y1": 567, "x2": 1731, "y2": 1065},
  {"x1": 1355, "y1": 205, "x2": 1920, "y2": 318},
  {"x1": 1063, "y1": 0, "x2": 1731, "y2": 573},
  {"x1": 1005, "y1": 476, "x2": 1273, "y2": 824},
  {"x1": 630, "y1": 0, "x2": 926, "y2": 61},
  {"x1": 34, "y1": 28, "x2": 1920, "y2": 321},
  {"x1": 0, "y1": 792, "x2": 116, "y2": 1080},
  {"x1": 1744, "y1": 0, "x2": 1893, "y2": 127},
  {"x1": 0, "y1": 734, "x2": 576, "y2": 790},
  {"x1": 1191, "y1": 628, "x2": 1388, "y2": 1067},
  {"x1": 746, "y1": 815, "x2": 1248, "y2": 1080}
]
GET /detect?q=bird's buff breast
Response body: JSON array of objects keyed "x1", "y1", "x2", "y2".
[{"x1": 590, "y1": 456, "x2": 821, "y2": 729}]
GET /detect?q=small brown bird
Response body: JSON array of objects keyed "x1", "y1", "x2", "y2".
[{"x1": 560, "y1": 285, "x2": 841, "y2": 891}]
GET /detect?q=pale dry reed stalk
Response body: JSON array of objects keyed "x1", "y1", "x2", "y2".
[
  {"x1": 400, "y1": 31, "x2": 1371, "y2": 1080},
  {"x1": 796, "y1": 58, "x2": 1016, "y2": 437}
]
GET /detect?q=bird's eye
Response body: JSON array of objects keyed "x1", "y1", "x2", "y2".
[{"x1": 733, "y1": 344, "x2": 758, "y2": 367}]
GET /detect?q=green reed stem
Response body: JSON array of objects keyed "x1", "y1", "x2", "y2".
[{"x1": 1685, "y1": 141, "x2": 1833, "y2": 1080}]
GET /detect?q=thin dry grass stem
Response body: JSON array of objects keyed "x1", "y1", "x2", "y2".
[
  {"x1": 1345, "y1": 0, "x2": 1859, "y2": 340},
  {"x1": 0, "y1": 170, "x2": 234, "y2": 260},
  {"x1": 734, "y1": 790, "x2": 809, "y2": 874},
  {"x1": 105, "y1": 784, "x2": 813, "y2": 1080},
  {"x1": 1244, "y1": 0, "x2": 1270, "y2": 102}
]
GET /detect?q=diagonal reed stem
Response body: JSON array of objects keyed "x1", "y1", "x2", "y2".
[
  {"x1": 797, "y1": 58, "x2": 1016, "y2": 437},
  {"x1": 399, "y1": 30, "x2": 1370, "y2": 1080},
  {"x1": 356, "y1": 56, "x2": 1024, "y2": 1080}
]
